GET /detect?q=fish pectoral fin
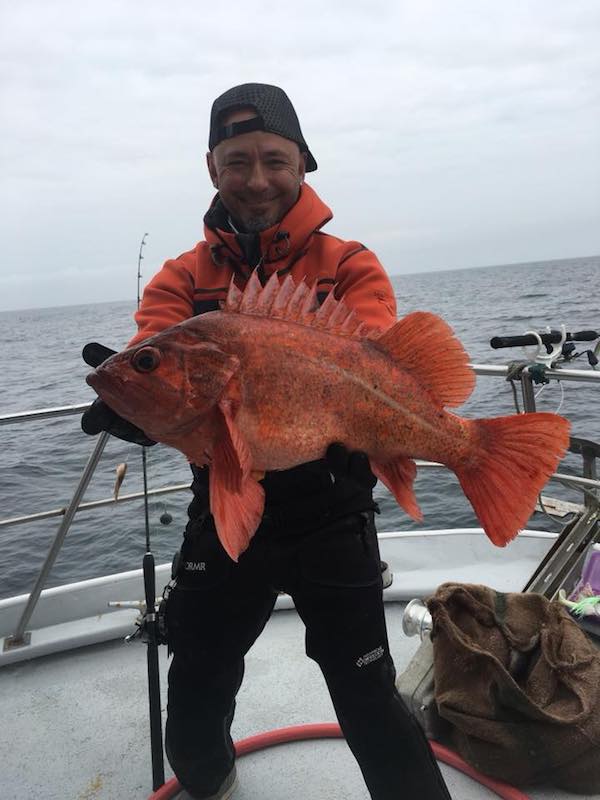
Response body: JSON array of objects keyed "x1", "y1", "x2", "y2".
[
  {"x1": 213, "y1": 396, "x2": 249, "y2": 491},
  {"x1": 209, "y1": 398, "x2": 265, "y2": 561},
  {"x1": 372, "y1": 456, "x2": 423, "y2": 522},
  {"x1": 209, "y1": 469, "x2": 265, "y2": 562}
]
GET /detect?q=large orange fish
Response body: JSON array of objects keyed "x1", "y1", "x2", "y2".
[{"x1": 86, "y1": 272, "x2": 570, "y2": 561}]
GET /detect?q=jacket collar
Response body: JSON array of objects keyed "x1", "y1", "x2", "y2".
[{"x1": 203, "y1": 183, "x2": 333, "y2": 277}]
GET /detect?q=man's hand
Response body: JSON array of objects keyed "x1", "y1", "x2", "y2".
[
  {"x1": 81, "y1": 342, "x2": 157, "y2": 447},
  {"x1": 325, "y1": 443, "x2": 377, "y2": 490},
  {"x1": 82, "y1": 398, "x2": 157, "y2": 446}
]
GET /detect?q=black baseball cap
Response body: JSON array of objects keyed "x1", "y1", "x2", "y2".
[{"x1": 208, "y1": 83, "x2": 317, "y2": 172}]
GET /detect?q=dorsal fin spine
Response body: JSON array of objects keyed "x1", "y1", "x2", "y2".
[
  {"x1": 225, "y1": 282, "x2": 242, "y2": 312},
  {"x1": 271, "y1": 274, "x2": 296, "y2": 317},
  {"x1": 255, "y1": 274, "x2": 280, "y2": 314},
  {"x1": 238, "y1": 271, "x2": 262, "y2": 313},
  {"x1": 224, "y1": 269, "x2": 368, "y2": 339},
  {"x1": 314, "y1": 292, "x2": 337, "y2": 326}
]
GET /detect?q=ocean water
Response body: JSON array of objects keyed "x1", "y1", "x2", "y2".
[{"x1": 0, "y1": 255, "x2": 598, "y2": 600}]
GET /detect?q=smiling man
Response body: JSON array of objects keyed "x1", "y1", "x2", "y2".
[
  {"x1": 82, "y1": 83, "x2": 452, "y2": 800},
  {"x1": 207, "y1": 108, "x2": 307, "y2": 233}
]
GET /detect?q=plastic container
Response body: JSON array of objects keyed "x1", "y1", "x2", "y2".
[{"x1": 569, "y1": 543, "x2": 600, "y2": 601}]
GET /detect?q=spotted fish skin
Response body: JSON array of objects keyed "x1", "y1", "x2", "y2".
[{"x1": 87, "y1": 272, "x2": 570, "y2": 560}]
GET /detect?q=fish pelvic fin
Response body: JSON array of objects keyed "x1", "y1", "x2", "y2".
[
  {"x1": 454, "y1": 412, "x2": 570, "y2": 547},
  {"x1": 224, "y1": 271, "x2": 380, "y2": 338},
  {"x1": 372, "y1": 312, "x2": 476, "y2": 409},
  {"x1": 372, "y1": 456, "x2": 423, "y2": 521},
  {"x1": 209, "y1": 397, "x2": 265, "y2": 561}
]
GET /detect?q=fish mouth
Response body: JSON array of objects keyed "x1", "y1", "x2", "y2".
[
  {"x1": 85, "y1": 370, "x2": 209, "y2": 441},
  {"x1": 86, "y1": 370, "x2": 152, "y2": 420}
]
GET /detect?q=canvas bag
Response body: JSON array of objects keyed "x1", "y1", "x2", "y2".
[{"x1": 427, "y1": 583, "x2": 600, "y2": 793}]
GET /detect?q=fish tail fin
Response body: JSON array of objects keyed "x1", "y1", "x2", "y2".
[{"x1": 454, "y1": 413, "x2": 570, "y2": 546}]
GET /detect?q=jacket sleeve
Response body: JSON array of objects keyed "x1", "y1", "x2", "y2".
[
  {"x1": 334, "y1": 246, "x2": 397, "y2": 331},
  {"x1": 127, "y1": 254, "x2": 196, "y2": 347}
]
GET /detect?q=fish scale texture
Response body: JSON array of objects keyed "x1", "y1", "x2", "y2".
[{"x1": 88, "y1": 270, "x2": 570, "y2": 560}]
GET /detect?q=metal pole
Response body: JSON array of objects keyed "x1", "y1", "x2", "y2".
[
  {"x1": 0, "y1": 404, "x2": 91, "y2": 426},
  {"x1": 521, "y1": 370, "x2": 537, "y2": 412},
  {"x1": 0, "y1": 482, "x2": 189, "y2": 530},
  {"x1": 582, "y1": 448, "x2": 598, "y2": 511},
  {"x1": 7, "y1": 431, "x2": 110, "y2": 647}
]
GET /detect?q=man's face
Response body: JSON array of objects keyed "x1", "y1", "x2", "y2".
[{"x1": 207, "y1": 109, "x2": 306, "y2": 232}]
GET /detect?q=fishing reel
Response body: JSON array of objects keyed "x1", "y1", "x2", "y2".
[{"x1": 108, "y1": 555, "x2": 169, "y2": 646}]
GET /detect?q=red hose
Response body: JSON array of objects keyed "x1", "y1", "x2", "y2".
[{"x1": 148, "y1": 722, "x2": 531, "y2": 800}]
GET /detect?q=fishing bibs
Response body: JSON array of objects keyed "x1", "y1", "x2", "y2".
[
  {"x1": 291, "y1": 510, "x2": 387, "y2": 670},
  {"x1": 164, "y1": 518, "x2": 233, "y2": 652},
  {"x1": 174, "y1": 514, "x2": 233, "y2": 590},
  {"x1": 165, "y1": 518, "x2": 278, "y2": 662},
  {"x1": 298, "y1": 510, "x2": 382, "y2": 590}
]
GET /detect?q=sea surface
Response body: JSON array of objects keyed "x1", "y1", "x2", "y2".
[{"x1": 0, "y1": 255, "x2": 598, "y2": 600}]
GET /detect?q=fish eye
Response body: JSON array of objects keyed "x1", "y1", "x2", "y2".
[{"x1": 132, "y1": 346, "x2": 161, "y2": 373}]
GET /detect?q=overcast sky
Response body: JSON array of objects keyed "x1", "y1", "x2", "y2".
[{"x1": 1, "y1": 0, "x2": 598, "y2": 311}]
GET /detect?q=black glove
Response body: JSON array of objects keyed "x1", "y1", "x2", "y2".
[
  {"x1": 81, "y1": 342, "x2": 157, "y2": 447},
  {"x1": 82, "y1": 397, "x2": 157, "y2": 446},
  {"x1": 325, "y1": 442, "x2": 377, "y2": 491}
]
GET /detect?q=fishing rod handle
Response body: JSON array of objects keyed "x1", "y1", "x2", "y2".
[
  {"x1": 490, "y1": 330, "x2": 599, "y2": 349},
  {"x1": 143, "y1": 552, "x2": 157, "y2": 613}
]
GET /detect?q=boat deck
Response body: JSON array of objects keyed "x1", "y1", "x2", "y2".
[{"x1": 2, "y1": 595, "x2": 595, "y2": 799}]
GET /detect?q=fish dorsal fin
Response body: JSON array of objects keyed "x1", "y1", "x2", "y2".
[
  {"x1": 224, "y1": 271, "x2": 374, "y2": 338},
  {"x1": 373, "y1": 311, "x2": 475, "y2": 408}
]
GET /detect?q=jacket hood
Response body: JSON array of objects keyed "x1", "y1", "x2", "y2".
[{"x1": 203, "y1": 183, "x2": 332, "y2": 276}]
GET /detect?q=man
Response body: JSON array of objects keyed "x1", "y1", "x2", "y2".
[{"x1": 83, "y1": 84, "x2": 452, "y2": 800}]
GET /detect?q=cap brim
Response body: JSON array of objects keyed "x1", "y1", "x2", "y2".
[{"x1": 305, "y1": 150, "x2": 317, "y2": 172}]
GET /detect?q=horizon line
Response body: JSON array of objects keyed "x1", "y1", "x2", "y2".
[{"x1": 1, "y1": 252, "x2": 597, "y2": 315}]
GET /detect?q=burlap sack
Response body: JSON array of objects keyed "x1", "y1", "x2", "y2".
[{"x1": 427, "y1": 583, "x2": 600, "y2": 793}]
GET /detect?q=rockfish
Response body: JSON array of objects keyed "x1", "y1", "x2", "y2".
[{"x1": 86, "y1": 272, "x2": 570, "y2": 561}]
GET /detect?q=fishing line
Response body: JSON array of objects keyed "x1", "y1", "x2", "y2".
[
  {"x1": 554, "y1": 381, "x2": 565, "y2": 415},
  {"x1": 535, "y1": 493, "x2": 564, "y2": 531},
  {"x1": 555, "y1": 477, "x2": 600, "y2": 508},
  {"x1": 533, "y1": 379, "x2": 565, "y2": 415}
]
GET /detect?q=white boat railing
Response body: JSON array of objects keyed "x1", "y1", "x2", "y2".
[{"x1": 1, "y1": 362, "x2": 599, "y2": 653}]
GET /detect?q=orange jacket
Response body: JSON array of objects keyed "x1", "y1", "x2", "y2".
[{"x1": 129, "y1": 183, "x2": 396, "y2": 347}]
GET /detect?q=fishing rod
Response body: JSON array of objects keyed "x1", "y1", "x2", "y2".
[
  {"x1": 491, "y1": 327, "x2": 600, "y2": 369},
  {"x1": 490, "y1": 329, "x2": 599, "y2": 349},
  {"x1": 135, "y1": 232, "x2": 166, "y2": 790},
  {"x1": 137, "y1": 233, "x2": 149, "y2": 310}
]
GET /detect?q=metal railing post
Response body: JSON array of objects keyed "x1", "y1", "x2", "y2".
[
  {"x1": 5, "y1": 431, "x2": 110, "y2": 649},
  {"x1": 521, "y1": 369, "x2": 537, "y2": 412}
]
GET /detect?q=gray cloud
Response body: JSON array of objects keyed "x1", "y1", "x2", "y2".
[{"x1": 0, "y1": 0, "x2": 598, "y2": 310}]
